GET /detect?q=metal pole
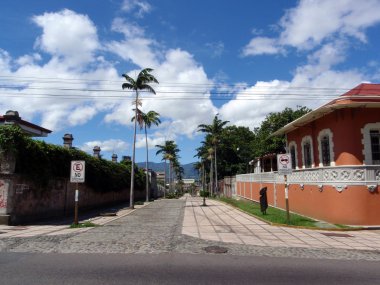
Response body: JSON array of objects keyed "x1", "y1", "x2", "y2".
[
  {"x1": 285, "y1": 175, "x2": 290, "y2": 225},
  {"x1": 74, "y1": 183, "x2": 79, "y2": 225}
]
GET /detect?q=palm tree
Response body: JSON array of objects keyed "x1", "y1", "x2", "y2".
[
  {"x1": 142, "y1": 111, "x2": 161, "y2": 202},
  {"x1": 197, "y1": 115, "x2": 229, "y2": 195},
  {"x1": 122, "y1": 68, "x2": 158, "y2": 209},
  {"x1": 156, "y1": 140, "x2": 180, "y2": 196},
  {"x1": 132, "y1": 109, "x2": 161, "y2": 202}
]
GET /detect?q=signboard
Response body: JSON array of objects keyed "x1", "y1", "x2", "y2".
[
  {"x1": 70, "y1": 161, "x2": 85, "y2": 183},
  {"x1": 277, "y1": 154, "x2": 292, "y2": 175}
]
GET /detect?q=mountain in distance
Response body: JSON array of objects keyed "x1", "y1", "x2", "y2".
[{"x1": 136, "y1": 161, "x2": 198, "y2": 179}]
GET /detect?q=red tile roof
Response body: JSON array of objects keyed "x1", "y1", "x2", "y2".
[{"x1": 341, "y1": 83, "x2": 380, "y2": 97}]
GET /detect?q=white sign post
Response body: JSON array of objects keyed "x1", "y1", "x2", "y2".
[
  {"x1": 70, "y1": 161, "x2": 85, "y2": 225},
  {"x1": 277, "y1": 154, "x2": 292, "y2": 224}
]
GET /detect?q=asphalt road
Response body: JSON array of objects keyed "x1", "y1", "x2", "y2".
[{"x1": 1, "y1": 252, "x2": 379, "y2": 285}]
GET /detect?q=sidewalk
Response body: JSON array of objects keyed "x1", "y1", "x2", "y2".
[
  {"x1": 0, "y1": 204, "x2": 147, "y2": 238},
  {"x1": 182, "y1": 196, "x2": 380, "y2": 251}
]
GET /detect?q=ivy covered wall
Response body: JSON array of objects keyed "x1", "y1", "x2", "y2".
[{"x1": 0, "y1": 125, "x2": 145, "y2": 192}]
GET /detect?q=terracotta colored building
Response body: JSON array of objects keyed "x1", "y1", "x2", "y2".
[{"x1": 236, "y1": 83, "x2": 380, "y2": 225}]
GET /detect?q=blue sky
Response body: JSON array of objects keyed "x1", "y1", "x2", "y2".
[{"x1": 1, "y1": 0, "x2": 380, "y2": 164}]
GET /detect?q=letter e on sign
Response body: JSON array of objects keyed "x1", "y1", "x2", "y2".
[{"x1": 70, "y1": 161, "x2": 85, "y2": 183}]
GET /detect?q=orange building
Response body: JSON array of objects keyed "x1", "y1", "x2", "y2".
[{"x1": 236, "y1": 83, "x2": 380, "y2": 225}]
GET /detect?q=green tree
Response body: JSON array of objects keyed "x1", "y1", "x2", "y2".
[
  {"x1": 253, "y1": 106, "x2": 311, "y2": 157},
  {"x1": 218, "y1": 125, "x2": 256, "y2": 175},
  {"x1": 122, "y1": 68, "x2": 158, "y2": 208}
]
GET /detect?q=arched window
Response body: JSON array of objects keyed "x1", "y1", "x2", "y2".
[
  {"x1": 301, "y1": 136, "x2": 314, "y2": 168},
  {"x1": 288, "y1": 141, "x2": 298, "y2": 169},
  {"x1": 317, "y1": 129, "x2": 334, "y2": 167}
]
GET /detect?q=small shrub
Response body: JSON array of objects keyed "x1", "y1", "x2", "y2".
[
  {"x1": 199, "y1": 190, "x2": 210, "y2": 197},
  {"x1": 166, "y1": 192, "x2": 177, "y2": 199},
  {"x1": 70, "y1": 221, "x2": 98, "y2": 228}
]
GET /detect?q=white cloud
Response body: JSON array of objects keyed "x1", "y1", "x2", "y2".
[
  {"x1": 106, "y1": 21, "x2": 218, "y2": 139},
  {"x1": 279, "y1": 0, "x2": 380, "y2": 49},
  {"x1": 32, "y1": 9, "x2": 99, "y2": 67},
  {"x1": 121, "y1": 0, "x2": 152, "y2": 18},
  {"x1": 0, "y1": 49, "x2": 11, "y2": 73},
  {"x1": 106, "y1": 18, "x2": 159, "y2": 68},
  {"x1": 15, "y1": 53, "x2": 41, "y2": 66},
  {"x1": 80, "y1": 139, "x2": 129, "y2": 153},
  {"x1": 135, "y1": 134, "x2": 165, "y2": 149},
  {"x1": 242, "y1": 37, "x2": 283, "y2": 56},
  {"x1": 243, "y1": 0, "x2": 380, "y2": 56}
]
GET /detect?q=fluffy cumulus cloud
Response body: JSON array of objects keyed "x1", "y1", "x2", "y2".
[
  {"x1": 243, "y1": 0, "x2": 380, "y2": 56},
  {"x1": 229, "y1": 0, "x2": 378, "y2": 129},
  {"x1": 106, "y1": 18, "x2": 159, "y2": 68},
  {"x1": 105, "y1": 18, "x2": 217, "y2": 142},
  {"x1": 0, "y1": 9, "x2": 124, "y2": 131},
  {"x1": 279, "y1": 0, "x2": 380, "y2": 49},
  {"x1": 80, "y1": 139, "x2": 129, "y2": 153},
  {"x1": 32, "y1": 9, "x2": 100, "y2": 67}
]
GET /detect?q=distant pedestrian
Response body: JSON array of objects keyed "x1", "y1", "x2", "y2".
[{"x1": 259, "y1": 187, "x2": 268, "y2": 215}]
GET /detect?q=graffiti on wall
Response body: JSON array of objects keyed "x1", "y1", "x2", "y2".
[{"x1": 0, "y1": 180, "x2": 8, "y2": 208}]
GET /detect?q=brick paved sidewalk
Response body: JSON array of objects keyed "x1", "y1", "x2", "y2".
[{"x1": 182, "y1": 196, "x2": 380, "y2": 251}]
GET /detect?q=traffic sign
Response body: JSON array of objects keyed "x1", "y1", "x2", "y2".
[
  {"x1": 70, "y1": 161, "x2": 85, "y2": 183},
  {"x1": 277, "y1": 154, "x2": 292, "y2": 175}
]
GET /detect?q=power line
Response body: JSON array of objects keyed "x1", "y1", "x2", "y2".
[{"x1": 0, "y1": 74, "x2": 359, "y2": 91}]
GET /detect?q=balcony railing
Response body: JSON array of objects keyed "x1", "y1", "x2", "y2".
[{"x1": 236, "y1": 165, "x2": 380, "y2": 187}]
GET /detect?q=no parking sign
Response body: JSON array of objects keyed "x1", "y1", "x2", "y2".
[
  {"x1": 277, "y1": 154, "x2": 292, "y2": 175},
  {"x1": 70, "y1": 161, "x2": 85, "y2": 183}
]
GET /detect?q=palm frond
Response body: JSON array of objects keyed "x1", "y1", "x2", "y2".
[
  {"x1": 140, "y1": 84, "x2": 156, "y2": 95},
  {"x1": 122, "y1": 83, "x2": 135, "y2": 90}
]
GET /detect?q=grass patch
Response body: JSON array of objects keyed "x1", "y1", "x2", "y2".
[
  {"x1": 218, "y1": 197, "x2": 318, "y2": 228},
  {"x1": 70, "y1": 221, "x2": 98, "y2": 228}
]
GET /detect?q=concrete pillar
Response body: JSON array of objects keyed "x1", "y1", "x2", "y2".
[
  {"x1": 62, "y1": 134, "x2": 74, "y2": 148},
  {"x1": 122, "y1": 156, "x2": 131, "y2": 162},
  {"x1": 112, "y1": 153, "x2": 118, "y2": 162},
  {"x1": 93, "y1": 146, "x2": 101, "y2": 158}
]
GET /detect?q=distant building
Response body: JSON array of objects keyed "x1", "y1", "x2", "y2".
[
  {"x1": 156, "y1": 171, "x2": 165, "y2": 183},
  {"x1": 0, "y1": 110, "x2": 51, "y2": 137}
]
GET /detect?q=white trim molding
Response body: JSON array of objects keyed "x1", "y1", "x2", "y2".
[
  {"x1": 361, "y1": 122, "x2": 380, "y2": 165},
  {"x1": 288, "y1": 141, "x2": 299, "y2": 170},
  {"x1": 317, "y1": 128, "x2": 335, "y2": 167},
  {"x1": 301, "y1": 135, "x2": 315, "y2": 168}
]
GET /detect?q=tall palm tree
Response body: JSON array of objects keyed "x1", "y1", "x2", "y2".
[
  {"x1": 122, "y1": 68, "x2": 158, "y2": 209},
  {"x1": 132, "y1": 109, "x2": 161, "y2": 202},
  {"x1": 156, "y1": 140, "x2": 180, "y2": 196},
  {"x1": 142, "y1": 111, "x2": 161, "y2": 202},
  {"x1": 197, "y1": 115, "x2": 229, "y2": 195}
]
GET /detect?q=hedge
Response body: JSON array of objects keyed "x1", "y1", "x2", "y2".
[{"x1": 0, "y1": 125, "x2": 144, "y2": 192}]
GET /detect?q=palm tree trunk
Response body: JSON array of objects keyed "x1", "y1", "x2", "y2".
[
  {"x1": 209, "y1": 156, "x2": 214, "y2": 196},
  {"x1": 168, "y1": 160, "x2": 171, "y2": 193},
  {"x1": 202, "y1": 161, "x2": 206, "y2": 206},
  {"x1": 214, "y1": 145, "x2": 218, "y2": 195},
  {"x1": 164, "y1": 159, "x2": 167, "y2": 198},
  {"x1": 145, "y1": 125, "x2": 149, "y2": 202},
  {"x1": 129, "y1": 91, "x2": 139, "y2": 209}
]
